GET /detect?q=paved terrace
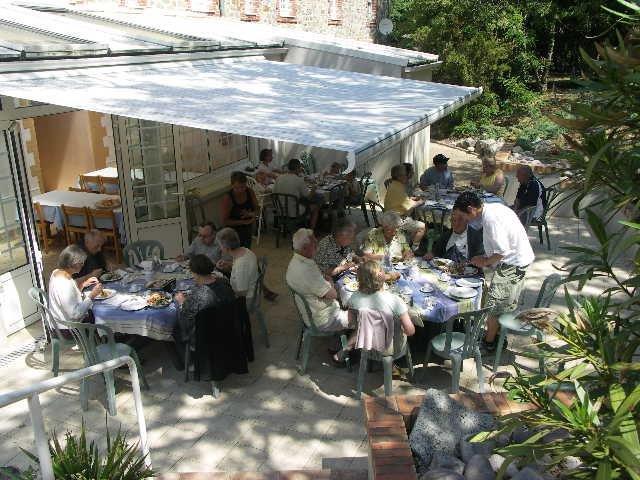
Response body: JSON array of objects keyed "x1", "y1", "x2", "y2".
[{"x1": 0, "y1": 143, "x2": 628, "y2": 476}]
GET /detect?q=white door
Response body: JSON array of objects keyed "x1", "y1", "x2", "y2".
[
  {"x1": 114, "y1": 117, "x2": 188, "y2": 259},
  {"x1": 0, "y1": 123, "x2": 41, "y2": 339}
]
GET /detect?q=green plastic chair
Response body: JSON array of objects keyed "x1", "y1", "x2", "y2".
[
  {"x1": 122, "y1": 240, "x2": 164, "y2": 267},
  {"x1": 247, "y1": 256, "x2": 269, "y2": 348},
  {"x1": 426, "y1": 307, "x2": 493, "y2": 393},
  {"x1": 355, "y1": 309, "x2": 414, "y2": 398},
  {"x1": 272, "y1": 193, "x2": 308, "y2": 248},
  {"x1": 493, "y1": 273, "x2": 564, "y2": 373},
  {"x1": 289, "y1": 285, "x2": 351, "y2": 374},
  {"x1": 28, "y1": 287, "x2": 76, "y2": 377}
]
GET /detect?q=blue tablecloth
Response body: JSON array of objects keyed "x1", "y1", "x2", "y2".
[
  {"x1": 337, "y1": 265, "x2": 483, "y2": 326},
  {"x1": 92, "y1": 276, "x2": 193, "y2": 341}
]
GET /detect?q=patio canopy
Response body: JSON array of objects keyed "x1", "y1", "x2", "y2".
[{"x1": 0, "y1": 56, "x2": 481, "y2": 169}]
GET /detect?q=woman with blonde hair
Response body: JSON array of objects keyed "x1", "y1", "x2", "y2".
[{"x1": 475, "y1": 156, "x2": 505, "y2": 195}]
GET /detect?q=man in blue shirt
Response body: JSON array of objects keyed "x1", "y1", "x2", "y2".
[{"x1": 419, "y1": 153, "x2": 455, "y2": 189}]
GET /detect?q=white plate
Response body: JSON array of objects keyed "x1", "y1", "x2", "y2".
[
  {"x1": 394, "y1": 263, "x2": 409, "y2": 270},
  {"x1": 420, "y1": 284, "x2": 434, "y2": 293},
  {"x1": 446, "y1": 286, "x2": 478, "y2": 299},
  {"x1": 456, "y1": 278, "x2": 483, "y2": 288},
  {"x1": 399, "y1": 286, "x2": 412, "y2": 295},
  {"x1": 94, "y1": 288, "x2": 116, "y2": 300},
  {"x1": 119, "y1": 297, "x2": 147, "y2": 311}
]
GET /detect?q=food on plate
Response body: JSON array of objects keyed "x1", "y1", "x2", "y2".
[
  {"x1": 147, "y1": 292, "x2": 171, "y2": 308},
  {"x1": 145, "y1": 278, "x2": 176, "y2": 291},
  {"x1": 95, "y1": 198, "x2": 121, "y2": 209},
  {"x1": 99, "y1": 272, "x2": 122, "y2": 282},
  {"x1": 343, "y1": 278, "x2": 359, "y2": 291},
  {"x1": 95, "y1": 288, "x2": 115, "y2": 300},
  {"x1": 431, "y1": 258, "x2": 479, "y2": 277}
]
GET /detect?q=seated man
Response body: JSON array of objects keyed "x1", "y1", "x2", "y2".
[
  {"x1": 424, "y1": 209, "x2": 484, "y2": 263},
  {"x1": 419, "y1": 153, "x2": 455, "y2": 189},
  {"x1": 72, "y1": 229, "x2": 107, "y2": 288},
  {"x1": 255, "y1": 148, "x2": 280, "y2": 180},
  {"x1": 286, "y1": 228, "x2": 352, "y2": 334},
  {"x1": 314, "y1": 219, "x2": 359, "y2": 280},
  {"x1": 362, "y1": 211, "x2": 412, "y2": 262},
  {"x1": 513, "y1": 165, "x2": 546, "y2": 221},
  {"x1": 177, "y1": 222, "x2": 225, "y2": 267},
  {"x1": 384, "y1": 164, "x2": 426, "y2": 251},
  {"x1": 273, "y1": 158, "x2": 321, "y2": 230}
]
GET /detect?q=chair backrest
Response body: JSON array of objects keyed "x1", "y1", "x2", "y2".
[
  {"x1": 99, "y1": 176, "x2": 120, "y2": 194},
  {"x1": 88, "y1": 208, "x2": 116, "y2": 232},
  {"x1": 56, "y1": 317, "x2": 115, "y2": 368},
  {"x1": 357, "y1": 172, "x2": 373, "y2": 202},
  {"x1": 383, "y1": 178, "x2": 392, "y2": 189},
  {"x1": 518, "y1": 205, "x2": 538, "y2": 226},
  {"x1": 368, "y1": 201, "x2": 384, "y2": 227},
  {"x1": 79, "y1": 175, "x2": 101, "y2": 193},
  {"x1": 272, "y1": 192, "x2": 304, "y2": 219},
  {"x1": 534, "y1": 273, "x2": 564, "y2": 308},
  {"x1": 33, "y1": 202, "x2": 46, "y2": 225},
  {"x1": 300, "y1": 153, "x2": 315, "y2": 174},
  {"x1": 288, "y1": 284, "x2": 323, "y2": 334},
  {"x1": 248, "y1": 256, "x2": 267, "y2": 312},
  {"x1": 122, "y1": 240, "x2": 164, "y2": 267},
  {"x1": 541, "y1": 186, "x2": 559, "y2": 221},
  {"x1": 61, "y1": 205, "x2": 90, "y2": 229},
  {"x1": 444, "y1": 307, "x2": 493, "y2": 358},
  {"x1": 28, "y1": 286, "x2": 64, "y2": 341},
  {"x1": 355, "y1": 307, "x2": 406, "y2": 357}
]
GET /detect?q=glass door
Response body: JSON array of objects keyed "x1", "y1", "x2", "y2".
[
  {"x1": 0, "y1": 122, "x2": 40, "y2": 339},
  {"x1": 114, "y1": 117, "x2": 188, "y2": 258}
]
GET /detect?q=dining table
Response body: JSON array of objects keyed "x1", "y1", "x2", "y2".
[
  {"x1": 336, "y1": 260, "x2": 484, "y2": 328},
  {"x1": 32, "y1": 189, "x2": 127, "y2": 243},
  {"x1": 414, "y1": 187, "x2": 505, "y2": 212},
  {"x1": 91, "y1": 262, "x2": 194, "y2": 341}
]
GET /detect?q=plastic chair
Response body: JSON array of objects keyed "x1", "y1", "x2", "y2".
[
  {"x1": 425, "y1": 307, "x2": 493, "y2": 393},
  {"x1": 271, "y1": 193, "x2": 307, "y2": 248},
  {"x1": 61, "y1": 205, "x2": 91, "y2": 245},
  {"x1": 247, "y1": 256, "x2": 269, "y2": 348},
  {"x1": 355, "y1": 309, "x2": 414, "y2": 398},
  {"x1": 288, "y1": 285, "x2": 351, "y2": 374},
  {"x1": 346, "y1": 171, "x2": 373, "y2": 226},
  {"x1": 57, "y1": 316, "x2": 149, "y2": 415},
  {"x1": 416, "y1": 206, "x2": 448, "y2": 253},
  {"x1": 530, "y1": 186, "x2": 559, "y2": 250},
  {"x1": 493, "y1": 273, "x2": 564, "y2": 373},
  {"x1": 246, "y1": 177, "x2": 270, "y2": 246},
  {"x1": 122, "y1": 240, "x2": 164, "y2": 267},
  {"x1": 88, "y1": 208, "x2": 122, "y2": 264},
  {"x1": 367, "y1": 200, "x2": 384, "y2": 227},
  {"x1": 28, "y1": 287, "x2": 76, "y2": 377}
]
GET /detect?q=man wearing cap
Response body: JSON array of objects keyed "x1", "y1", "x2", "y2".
[{"x1": 419, "y1": 154, "x2": 455, "y2": 189}]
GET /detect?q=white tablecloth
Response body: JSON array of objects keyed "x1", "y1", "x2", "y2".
[
  {"x1": 32, "y1": 190, "x2": 126, "y2": 243},
  {"x1": 82, "y1": 167, "x2": 118, "y2": 179}
]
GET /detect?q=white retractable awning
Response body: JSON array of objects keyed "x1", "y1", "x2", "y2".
[{"x1": 0, "y1": 57, "x2": 481, "y2": 169}]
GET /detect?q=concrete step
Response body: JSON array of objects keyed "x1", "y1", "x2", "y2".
[{"x1": 157, "y1": 469, "x2": 368, "y2": 480}]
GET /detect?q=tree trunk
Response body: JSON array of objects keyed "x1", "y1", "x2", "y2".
[{"x1": 541, "y1": 18, "x2": 557, "y2": 92}]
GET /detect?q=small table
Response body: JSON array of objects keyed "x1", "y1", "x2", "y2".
[
  {"x1": 92, "y1": 268, "x2": 193, "y2": 341},
  {"x1": 337, "y1": 264, "x2": 483, "y2": 328},
  {"x1": 32, "y1": 189, "x2": 127, "y2": 243}
]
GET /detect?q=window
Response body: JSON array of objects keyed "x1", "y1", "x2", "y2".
[
  {"x1": 177, "y1": 126, "x2": 248, "y2": 183},
  {"x1": 277, "y1": 0, "x2": 297, "y2": 21},
  {"x1": 242, "y1": 0, "x2": 259, "y2": 18},
  {"x1": 189, "y1": 0, "x2": 221, "y2": 14}
]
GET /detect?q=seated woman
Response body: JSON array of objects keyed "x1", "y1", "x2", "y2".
[
  {"x1": 333, "y1": 260, "x2": 415, "y2": 362},
  {"x1": 173, "y1": 254, "x2": 236, "y2": 362},
  {"x1": 475, "y1": 157, "x2": 505, "y2": 195},
  {"x1": 221, "y1": 171, "x2": 258, "y2": 249},
  {"x1": 216, "y1": 227, "x2": 259, "y2": 306},
  {"x1": 48, "y1": 245, "x2": 103, "y2": 337}
]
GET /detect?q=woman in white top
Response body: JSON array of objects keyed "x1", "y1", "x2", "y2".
[
  {"x1": 48, "y1": 244, "x2": 103, "y2": 336},
  {"x1": 216, "y1": 227, "x2": 259, "y2": 305}
]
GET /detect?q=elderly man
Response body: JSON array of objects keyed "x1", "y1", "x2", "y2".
[
  {"x1": 384, "y1": 164, "x2": 426, "y2": 252},
  {"x1": 286, "y1": 228, "x2": 352, "y2": 334},
  {"x1": 453, "y1": 192, "x2": 534, "y2": 351},
  {"x1": 513, "y1": 166, "x2": 546, "y2": 221},
  {"x1": 177, "y1": 222, "x2": 224, "y2": 265},
  {"x1": 314, "y1": 219, "x2": 359, "y2": 279},
  {"x1": 424, "y1": 209, "x2": 484, "y2": 263},
  {"x1": 273, "y1": 158, "x2": 321, "y2": 230},
  {"x1": 419, "y1": 153, "x2": 455, "y2": 189},
  {"x1": 72, "y1": 229, "x2": 107, "y2": 287}
]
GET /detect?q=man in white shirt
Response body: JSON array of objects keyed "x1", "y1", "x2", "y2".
[
  {"x1": 273, "y1": 158, "x2": 321, "y2": 229},
  {"x1": 453, "y1": 191, "x2": 535, "y2": 351},
  {"x1": 286, "y1": 228, "x2": 351, "y2": 334}
]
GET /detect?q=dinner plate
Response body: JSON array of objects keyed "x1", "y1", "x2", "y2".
[
  {"x1": 147, "y1": 292, "x2": 172, "y2": 308},
  {"x1": 94, "y1": 288, "x2": 116, "y2": 300},
  {"x1": 119, "y1": 297, "x2": 147, "y2": 311},
  {"x1": 456, "y1": 278, "x2": 483, "y2": 288},
  {"x1": 420, "y1": 284, "x2": 434, "y2": 293},
  {"x1": 394, "y1": 263, "x2": 409, "y2": 270},
  {"x1": 100, "y1": 272, "x2": 122, "y2": 283},
  {"x1": 446, "y1": 286, "x2": 478, "y2": 299}
]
